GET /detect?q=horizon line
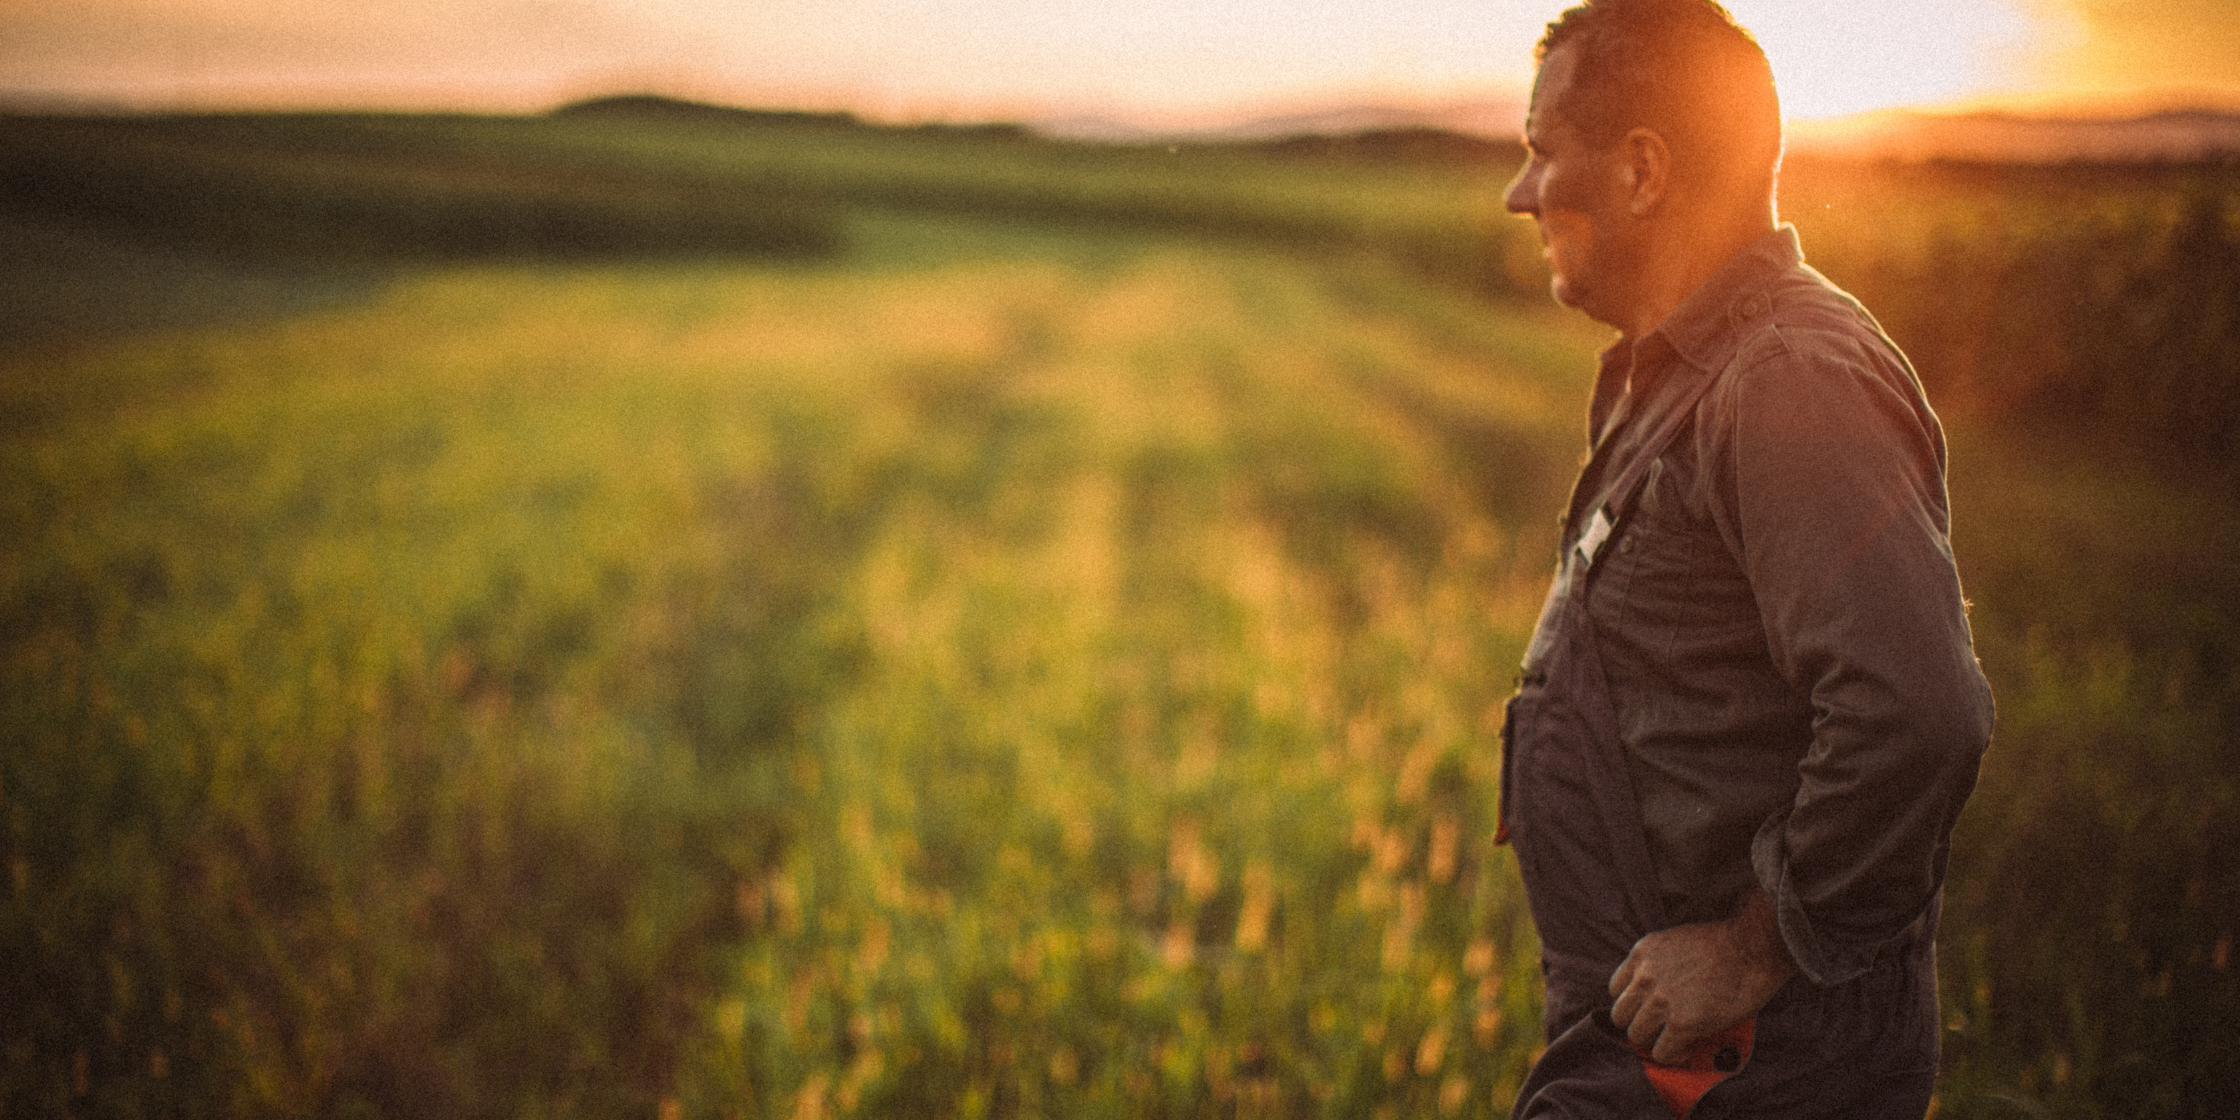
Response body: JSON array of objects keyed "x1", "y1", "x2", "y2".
[{"x1": 7, "y1": 82, "x2": 2240, "y2": 136}]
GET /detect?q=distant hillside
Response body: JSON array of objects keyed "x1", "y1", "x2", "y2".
[
  {"x1": 1242, "y1": 127, "x2": 1518, "y2": 166},
  {"x1": 1785, "y1": 108, "x2": 2240, "y2": 163},
  {"x1": 1033, "y1": 99, "x2": 1527, "y2": 146},
  {"x1": 553, "y1": 95, "x2": 864, "y2": 130},
  {"x1": 1043, "y1": 100, "x2": 2240, "y2": 165},
  {"x1": 555, "y1": 94, "x2": 1035, "y2": 141},
  {"x1": 550, "y1": 92, "x2": 2240, "y2": 166}
]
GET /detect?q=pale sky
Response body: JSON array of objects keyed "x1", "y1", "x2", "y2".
[{"x1": 2, "y1": 0, "x2": 2236, "y2": 124}]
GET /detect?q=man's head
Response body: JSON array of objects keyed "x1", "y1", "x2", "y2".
[
  {"x1": 1504, "y1": 0, "x2": 1782, "y2": 331},
  {"x1": 1533, "y1": 0, "x2": 1781, "y2": 202}
]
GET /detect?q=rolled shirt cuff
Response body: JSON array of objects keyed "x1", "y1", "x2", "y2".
[{"x1": 1749, "y1": 807, "x2": 1929, "y2": 987}]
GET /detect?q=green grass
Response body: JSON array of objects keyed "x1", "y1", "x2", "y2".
[
  {"x1": 1935, "y1": 426, "x2": 2240, "y2": 1116},
  {"x1": 0, "y1": 219, "x2": 1595, "y2": 1117},
  {"x1": 3, "y1": 115, "x2": 2237, "y2": 1119}
]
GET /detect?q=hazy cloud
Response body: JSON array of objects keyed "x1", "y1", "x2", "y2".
[{"x1": 1, "y1": 0, "x2": 2234, "y2": 117}]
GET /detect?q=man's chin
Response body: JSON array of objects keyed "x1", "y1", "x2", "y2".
[{"x1": 1549, "y1": 281, "x2": 1623, "y2": 330}]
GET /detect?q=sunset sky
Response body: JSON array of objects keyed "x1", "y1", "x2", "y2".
[{"x1": 3, "y1": 0, "x2": 2237, "y2": 126}]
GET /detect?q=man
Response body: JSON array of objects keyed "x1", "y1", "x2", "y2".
[{"x1": 1494, "y1": 1, "x2": 1994, "y2": 1116}]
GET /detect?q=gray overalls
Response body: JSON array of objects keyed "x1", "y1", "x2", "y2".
[{"x1": 1500, "y1": 361, "x2": 1940, "y2": 1119}]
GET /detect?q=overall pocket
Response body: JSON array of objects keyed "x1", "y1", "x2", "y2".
[{"x1": 1498, "y1": 692, "x2": 1520, "y2": 844}]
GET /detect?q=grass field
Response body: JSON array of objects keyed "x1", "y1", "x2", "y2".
[{"x1": 3, "y1": 112, "x2": 2237, "y2": 1119}]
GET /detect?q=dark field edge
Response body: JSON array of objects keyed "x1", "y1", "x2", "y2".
[
  {"x1": 8, "y1": 104, "x2": 2234, "y2": 470},
  {"x1": 0, "y1": 114, "x2": 842, "y2": 265}
]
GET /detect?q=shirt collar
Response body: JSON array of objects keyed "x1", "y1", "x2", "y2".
[{"x1": 1649, "y1": 224, "x2": 1803, "y2": 373}]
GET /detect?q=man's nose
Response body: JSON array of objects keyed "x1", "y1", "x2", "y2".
[{"x1": 1504, "y1": 164, "x2": 1540, "y2": 216}]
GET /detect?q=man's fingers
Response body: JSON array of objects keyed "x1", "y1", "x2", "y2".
[
  {"x1": 1627, "y1": 1013, "x2": 1664, "y2": 1052},
  {"x1": 1649, "y1": 1026, "x2": 1696, "y2": 1066},
  {"x1": 1609, "y1": 950, "x2": 1639, "y2": 998},
  {"x1": 1622, "y1": 996, "x2": 1665, "y2": 1051},
  {"x1": 1609, "y1": 980, "x2": 1640, "y2": 1029}
]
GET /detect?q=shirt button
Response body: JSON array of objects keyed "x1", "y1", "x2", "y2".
[{"x1": 1620, "y1": 538, "x2": 1635, "y2": 554}]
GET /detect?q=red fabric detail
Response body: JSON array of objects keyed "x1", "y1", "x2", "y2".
[
  {"x1": 1634, "y1": 1017, "x2": 1754, "y2": 1119},
  {"x1": 1496, "y1": 819, "x2": 1511, "y2": 845}
]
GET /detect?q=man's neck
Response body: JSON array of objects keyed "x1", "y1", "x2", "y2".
[{"x1": 1612, "y1": 206, "x2": 1777, "y2": 342}]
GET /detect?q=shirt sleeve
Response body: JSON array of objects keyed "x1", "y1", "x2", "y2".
[{"x1": 1705, "y1": 328, "x2": 1995, "y2": 987}]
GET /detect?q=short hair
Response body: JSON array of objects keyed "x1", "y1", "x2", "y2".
[{"x1": 1535, "y1": 0, "x2": 1783, "y2": 199}]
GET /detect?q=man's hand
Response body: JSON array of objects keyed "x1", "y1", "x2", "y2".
[{"x1": 1609, "y1": 888, "x2": 1797, "y2": 1065}]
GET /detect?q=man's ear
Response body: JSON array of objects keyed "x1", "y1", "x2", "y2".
[{"x1": 1619, "y1": 127, "x2": 1670, "y2": 217}]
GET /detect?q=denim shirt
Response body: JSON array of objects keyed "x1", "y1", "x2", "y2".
[{"x1": 1568, "y1": 226, "x2": 1994, "y2": 986}]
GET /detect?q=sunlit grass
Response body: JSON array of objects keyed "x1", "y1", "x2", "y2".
[
  {"x1": 0, "y1": 223, "x2": 1593, "y2": 1116},
  {"x1": 4, "y1": 144, "x2": 2236, "y2": 1115},
  {"x1": 673, "y1": 246, "x2": 1579, "y2": 1118}
]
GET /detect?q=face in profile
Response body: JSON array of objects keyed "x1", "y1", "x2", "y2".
[{"x1": 1503, "y1": 43, "x2": 1639, "y2": 325}]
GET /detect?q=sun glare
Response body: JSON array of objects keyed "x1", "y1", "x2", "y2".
[{"x1": 1722, "y1": 0, "x2": 2053, "y2": 119}]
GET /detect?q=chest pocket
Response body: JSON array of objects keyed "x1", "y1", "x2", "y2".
[
  {"x1": 1634, "y1": 452, "x2": 1729, "y2": 550},
  {"x1": 1593, "y1": 457, "x2": 1680, "y2": 579},
  {"x1": 1590, "y1": 454, "x2": 1750, "y2": 644}
]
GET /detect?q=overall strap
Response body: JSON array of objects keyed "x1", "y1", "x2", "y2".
[
  {"x1": 1569, "y1": 360, "x2": 1760, "y2": 1120},
  {"x1": 1573, "y1": 364, "x2": 1723, "y2": 578}
]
